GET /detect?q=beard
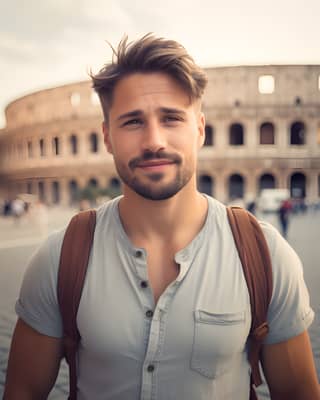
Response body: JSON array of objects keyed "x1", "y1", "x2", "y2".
[{"x1": 114, "y1": 150, "x2": 193, "y2": 201}]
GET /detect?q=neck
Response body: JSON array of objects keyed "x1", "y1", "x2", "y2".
[{"x1": 118, "y1": 182, "x2": 208, "y2": 247}]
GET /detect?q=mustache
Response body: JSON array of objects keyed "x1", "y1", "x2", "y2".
[{"x1": 129, "y1": 150, "x2": 182, "y2": 169}]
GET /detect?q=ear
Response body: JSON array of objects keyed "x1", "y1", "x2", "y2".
[
  {"x1": 197, "y1": 112, "x2": 205, "y2": 149},
  {"x1": 102, "y1": 121, "x2": 113, "y2": 154}
]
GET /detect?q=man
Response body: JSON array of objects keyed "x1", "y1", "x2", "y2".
[{"x1": 4, "y1": 34, "x2": 320, "y2": 400}]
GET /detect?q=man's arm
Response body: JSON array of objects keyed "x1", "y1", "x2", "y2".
[
  {"x1": 261, "y1": 330, "x2": 320, "y2": 400},
  {"x1": 3, "y1": 318, "x2": 63, "y2": 400}
]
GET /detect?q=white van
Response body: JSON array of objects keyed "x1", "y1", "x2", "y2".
[{"x1": 257, "y1": 189, "x2": 290, "y2": 212}]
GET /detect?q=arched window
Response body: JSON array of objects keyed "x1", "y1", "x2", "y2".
[
  {"x1": 229, "y1": 174, "x2": 245, "y2": 199},
  {"x1": 53, "y1": 137, "x2": 60, "y2": 155},
  {"x1": 109, "y1": 177, "x2": 120, "y2": 189},
  {"x1": 290, "y1": 121, "x2": 305, "y2": 145},
  {"x1": 290, "y1": 172, "x2": 306, "y2": 198},
  {"x1": 27, "y1": 141, "x2": 33, "y2": 158},
  {"x1": 204, "y1": 125, "x2": 214, "y2": 146},
  {"x1": 52, "y1": 181, "x2": 60, "y2": 203},
  {"x1": 198, "y1": 175, "x2": 214, "y2": 196},
  {"x1": 259, "y1": 173, "x2": 276, "y2": 192},
  {"x1": 38, "y1": 181, "x2": 45, "y2": 202},
  {"x1": 260, "y1": 122, "x2": 275, "y2": 145},
  {"x1": 229, "y1": 123, "x2": 244, "y2": 145},
  {"x1": 39, "y1": 139, "x2": 45, "y2": 156},
  {"x1": 27, "y1": 182, "x2": 33, "y2": 194},
  {"x1": 70, "y1": 134, "x2": 78, "y2": 155},
  {"x1": 108, "y1": 177, "x2": 122, "y2": 197},
  {"x1": 69, "y1": 180, "x2": 79, "y2": 204},
  {"x1": 90, "y1": 132, "x2": 99, "y2": 153},
  {"x1": 88, "y1": 178, "x2": 98, "y2": 188}
]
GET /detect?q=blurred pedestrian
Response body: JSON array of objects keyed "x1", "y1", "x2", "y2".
[
  {"x1": 11, "y1": 197, "x2": 25, "y2": 224},
  {"x1": 278, "y1": 199, "x2": 292, "y2": 238}
]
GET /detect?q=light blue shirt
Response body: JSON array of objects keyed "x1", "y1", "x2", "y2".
[{"x1": 16, "y1": 196, "x2": 314, "y2": 399}]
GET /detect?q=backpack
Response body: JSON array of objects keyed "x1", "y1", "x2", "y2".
[{"x1": 57, "y1": 206, "x2": 273, "y2": 400}]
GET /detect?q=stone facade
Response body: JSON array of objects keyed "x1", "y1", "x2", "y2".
[{"x1": 0, "y1": 66, "x2": 320, "y2": 206}]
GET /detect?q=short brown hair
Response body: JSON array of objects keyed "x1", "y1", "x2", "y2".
[{"x1": 91, "y1": 33, "x2": 207, "y2": 121}]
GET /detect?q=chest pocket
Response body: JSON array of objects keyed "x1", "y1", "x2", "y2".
[{"x1": 191, "y1": 309, "x2": 248, "y2": 379}]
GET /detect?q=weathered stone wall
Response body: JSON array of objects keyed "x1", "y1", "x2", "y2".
[{"x1": 1, "y1": 65, "x2": 319, "y2": 205}]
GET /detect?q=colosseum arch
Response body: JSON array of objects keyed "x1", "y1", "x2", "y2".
[
  {"x1": 90, "y1": 132, "x2": 99, "y2": 153},
  {"x1": 69, "y1": 180, "x2": 79, "y2": 204},
  {"x1": 52, "y1": 181, "x2": 60, "y2": 204},
  {"x1": 259, "y1": 122, "x2": 275, "y2": 145},
  {"x1": 88, "y1": 178, "x2": 99, "y2": 188},
  {"x1": 290, "y1": 172, "x2": 306, "y2": 198},
  {"x1": 198, "y1": 174, "x2": 214, "y2": 196},
  {"x1": 229, "y1": 123, "x2": 244, "y2": 145},
  {"x1": 39, "y1": 138, "x2": 45, "y2": 156},
  {"x1": 27, "y1": 141, "x2": 33, "y2": 158},
  {"x1": 38, "y1": 181, "x2": 46, "y2": 202},
  {"x1": 258, "y1": 173, "x2": 276, "y2": 192},
  {"x1": 204, "y1": 125, "x2": 214, "y2": 146},
  {"x1": 290, "y1": 121, "x2": 306, "y2": 145},
  {"x1": 108, "y1": 177, "x2": 122, "y2": 197},
  {"x1": 228, "y1": 174, "x2": 245, "y2": 199},
  {"x1": 27, "y1": 181, "x2": 33, "y2": 194},
  {"x1": 70, "y1": 134, "x2": 78, "y2": 155},
  {"x1": 52, "y1": 136, "x2": 60, "y2": 155}
]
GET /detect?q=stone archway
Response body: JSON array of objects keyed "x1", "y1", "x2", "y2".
[
  {"x1": 198, "y1": 175, "x2": 214, "y2": 196},
  {"x1": 69, "y1": 180, "x2": 79, "y2": 204},
  {"x1": 229, "y1": 123, "x2": 244, "y2": 145},
  {"x1": 259, "y1": 173, "x2": 276, "y2": 192},
  {"x1": 228, "y1": 174, "x2": 245, "y2": 199},
  {"x1": 290, "y1": 172, "x2": 306, "y2": 198},
  {"x1": 260, "y1": 122, "x2": 275, "y2": 145},
  {"x1": 290, "y1": 121, "x2": 306, "y2": 145}
]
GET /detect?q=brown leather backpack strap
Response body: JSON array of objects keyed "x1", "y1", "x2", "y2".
[
  {"x1": 226, "y1": 206, "x2": 273, "y2": 398},
  {"x1": 57, "y1": 209, "x2": 97, "y2": 400}
]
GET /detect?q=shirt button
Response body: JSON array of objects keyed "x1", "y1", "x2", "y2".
[
  {"x1": 147, "y1": 364, "x2": 155, "y2": 373},
  {"x1": 140, "y1": 280, "x2": 148, "y2": 288},
  {"x1": 146, "y1": 309, "x2": 154, "y2": 318},
  {"x1": 135, "y1": 250, "x2": 143, "y2": 258}
]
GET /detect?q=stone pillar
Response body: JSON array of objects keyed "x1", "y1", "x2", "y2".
[
  {"x1": 245, "y1": 120, "x2": 257, "y2": 156},
  {"x1": 307, "y1": 172, "x2": 318, "y2": 202},
  {"x1": 79, "y1": 131, "x2": 88, "y2": 157},
  {"x1": 246, "y1": 171, "x2": 257, "y2": 200},
  {"x1": 216, "y1": 120, "x2": 228, "y2": 150},
  {"x1": 277, "y1": 119, "x2": 288, "y2": 152},
  {"x1": 214, "y1": 174, "x2": 226, "y2": 203},
  {"x1": 307, "y1": 120, "x2": 318, "y2": 155},
  {"x1": 59, "y1": 179, "x2": 69, "y2": 206}
]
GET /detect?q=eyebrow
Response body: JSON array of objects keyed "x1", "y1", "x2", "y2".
[
  {"x1": 116, "y1": 107, "x2": 187, "y2": 122},
  {"x1": 117, "y1": 110, "x2": 142, "y2": 122}
]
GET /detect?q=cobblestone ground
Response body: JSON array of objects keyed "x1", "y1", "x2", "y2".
[{"x1": 0, "y1": 206, "x2": 319, "y2": 399}]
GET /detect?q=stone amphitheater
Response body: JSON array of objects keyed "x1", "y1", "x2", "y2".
[{"x1": 0, "y1": 65, "x2": 319, "y2": 206}]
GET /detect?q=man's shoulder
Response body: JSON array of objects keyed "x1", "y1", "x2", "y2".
[{"x1": 95, "y1": 196, "x2": 121, "y2": 226}]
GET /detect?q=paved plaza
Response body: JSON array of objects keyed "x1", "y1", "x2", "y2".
[{"x1": 0, "y1": 206, "x2": 319, "y2": 399}]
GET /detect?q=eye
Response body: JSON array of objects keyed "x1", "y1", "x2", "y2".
[
  {"x1": 163, "y1": 115, "x2": 182, "y2": 124},
  {"x1": 122, "y1": 118, "x2": 143, "y2": 127}
]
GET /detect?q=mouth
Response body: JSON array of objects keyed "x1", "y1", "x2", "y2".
[{"x1": 136, "y1": 159, "x2": 175, "y2": 171}]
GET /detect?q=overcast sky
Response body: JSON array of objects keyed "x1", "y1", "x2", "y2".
[{"x1": 1, "y1": 0, "x2": 320, "y2": 128}]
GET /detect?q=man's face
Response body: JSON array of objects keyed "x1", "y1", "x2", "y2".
[{"x1": 103, "y1": 72, "x2": 205, "y2": 201}]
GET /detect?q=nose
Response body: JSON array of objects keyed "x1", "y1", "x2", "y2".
[{"x1": 141, "y1": 120, "x2": 167, "y2": 153}]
